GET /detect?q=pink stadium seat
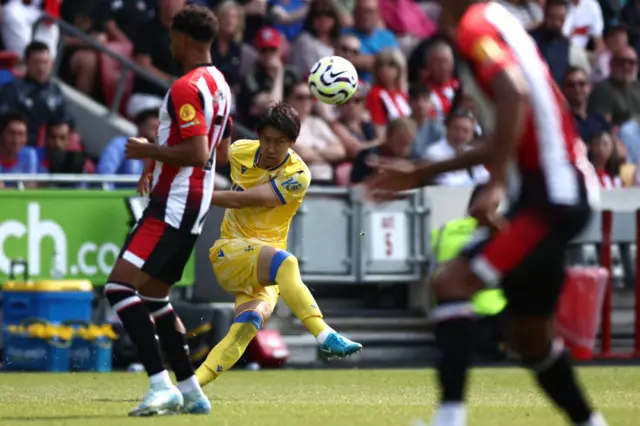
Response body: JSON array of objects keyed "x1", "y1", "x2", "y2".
[
  {"x1": 334, "y1": 162, "x2": 353, "y2": 187},
  {"x1": 99, "y1": 42, "x2": 134, "y2": 116}
]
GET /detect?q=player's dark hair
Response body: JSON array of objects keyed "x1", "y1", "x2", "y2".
[
  {"x1": 24, "y1": 41, "x2": 49, "y2": 59},
  {"x1": 257, "y1": 102, "x2": 301, "y2": 142},
  {"x1": 134, "y1": 108, "x2": 160, "y2": 126},
  {"x1": 0, "y1": 111, "x2": 27, "y2": 135},
  {"x1": 172, "y1": 5, "x2": 219, "y2": 43}
]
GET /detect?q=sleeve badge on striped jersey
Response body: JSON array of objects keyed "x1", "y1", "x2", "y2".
[{"x1": 179, "y1": 104, "x2": 197, "y2": 122}]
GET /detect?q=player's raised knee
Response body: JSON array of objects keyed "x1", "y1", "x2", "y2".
[
  {"x1": 269, "y1": 250, "x2": 296, "y2": 284},
  {"x1": 234, "y1": 310, "x2": 264, "y2": 330}
]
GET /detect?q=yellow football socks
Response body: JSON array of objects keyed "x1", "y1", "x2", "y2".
[
  {"x1": 275, "y1": 255, "x2": 329, "y2": 338},
  {"x1": 195, "y1": 310, "x2": 262, "y2": 387}
]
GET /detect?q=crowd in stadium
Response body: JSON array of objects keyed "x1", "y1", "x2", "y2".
[{"x1": 0, "y1": 0, "x2": 640, "y2": 188}]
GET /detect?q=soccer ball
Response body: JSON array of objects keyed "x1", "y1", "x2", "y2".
[{"x1": 308, "y1": 56, "x2": 359, "y2": 105}]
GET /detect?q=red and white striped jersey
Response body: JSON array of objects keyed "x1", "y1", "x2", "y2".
[
  {"x1": 148, "y1": 64, "x2": 232, "y2": 234},
  {"x1": 455, "y1": 2, "x2": 588, "y2": 207},
  {"x1": 366, "y1": 85, "x2": 412, "y2": 126},
  {"x1": 425, "y1": 77, "x2": 459, "y2": 124}
]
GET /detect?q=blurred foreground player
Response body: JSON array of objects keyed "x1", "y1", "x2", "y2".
[
  {"x1": 367, "y1": 1, "x2": 606, "y2": 426},
  {"x1": 195, "y1": 103, "x2": 362, "y2": 387},
  {"x1": 105, "y1": 5, "x2": 232, "y2": 416}
]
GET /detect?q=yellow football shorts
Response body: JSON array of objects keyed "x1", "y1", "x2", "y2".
[{"x1": 209, "y1": 238, "x2": 280, "y2": 311}]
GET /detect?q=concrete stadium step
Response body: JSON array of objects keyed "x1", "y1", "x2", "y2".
[{"x1": 290, "y1": 315, "x2": 430, "y2": 333}]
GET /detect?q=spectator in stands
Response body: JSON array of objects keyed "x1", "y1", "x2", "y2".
[
  {"x1": 287, "y1": 81, "x2": 346, "y2": 185},
  {"x1": 366, "y1": 49, "x2": 411, "y2": 135},
  {"x1": 332, "y1": 84, "x2": 379, "y2": 160},
  {"x1": 59, "y1": 0, "x2": 109, "y2": 96},
  {"x1": 335, "y1": 34, "x2": 361, "y2": 67},
  {"x1": 378, "y1": 0, "x2": 436, "y2": 55},
  {"x1": 419, "y1": 40, "x2": 459, "y2": 125},
  {"x1": 343, "y1": 0, "x2": 399, "y2": 82},
  {"x1": 0, "y1": 0, "x2": 60, "y2": 60},
  {"x1": 588, "y1": 130, "x2": 623, "y2": 188},
  {"x1": 563, "y1": 0, "x2": 605, "y2": 53},
  {"x1": 126, "y1": 0, "x2": 184, "y2": 118},
  {"x1": 97, "y1": 109, "x2": 158, "y2": 190},
  {"x1": 563, "y1": 66, "x2": 611, "y2": 143},
  {"x1": 589, "y1": 46, "x2": 640, "y2": 125},
  {"x1": 593, "y1": 24, "x2": 630, "y2": 83},
  {"x1": 422, "y1": 109, "x2": 489, "y2": 187},
  {"x1": 619, "y1": 1, "x2": 640, "y2": 51},
  {"x1": 530, "y1": 0, "x2": 592, "y2": 84},
  {"x1": 237, "y1": 27, "x2": 298, "y2": 121},
  {"x1": 102, "y1": 0, "x2": 157, "y2": 44},
  {"x1": 241, "y1": 91, "x2": 272, "y2": 131},
  {"x1": 211, "y1": 1, "x2": 258, "y2": 94},
  {"x1": 409, "y1": 85, "x2": 444, "y2": 158},
  {"x1": 270, "y1": 0, "x2": 310, "y2": 41},
  {"x1": 36, "y1": 121, "x2": 87, "y2": 182},
  {"x1": 0, "y1": 42, "x2": 72, "y2": 146},
  {"x1": 350, "y1": 116, "x2": 416, "y2": 184},
  {"x1": 0, "y1": 112, "x2": 37, "y2": 188},
  {"x1": 289, "y1": 0, "x2": 340, "y2": 78},
  {"x1": 499, "y1": 0, "x2": 543, "y2": 30}
]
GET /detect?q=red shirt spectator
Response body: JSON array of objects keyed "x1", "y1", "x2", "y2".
[
  {"x1": 366, "y1": 49, "x2": 411, "y2": 131},
  {"x1": 422, "y1": 40, "x2": 459, "y2": 124}
]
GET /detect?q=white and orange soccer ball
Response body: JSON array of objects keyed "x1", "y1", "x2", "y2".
[{"x1": 307, "y1": 56, "x2": 359, "y2": 105}]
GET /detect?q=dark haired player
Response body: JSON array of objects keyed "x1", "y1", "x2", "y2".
[
  {"x1": 194, "y1": 102, "x2": 362, "y2": 387},
  {"x1": 367, "y1": 1, "x2": 606, "y2": 426},
  {"x1": 108, "y1": 5, "x2": 232, "y2": 416}
]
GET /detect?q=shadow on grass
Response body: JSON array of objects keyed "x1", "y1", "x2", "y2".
[
  {"x1": 90, "y1": 398, "x2": 139, "y2": 403},
  {"x1": 0, "y1": 414, "x2": 123, "y2": 421}
]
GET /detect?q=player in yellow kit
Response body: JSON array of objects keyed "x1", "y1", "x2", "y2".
[{"x1": 195, "y1": 103, "x2": 362, "y2": 387}]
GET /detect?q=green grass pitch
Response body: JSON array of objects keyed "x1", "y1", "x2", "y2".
[{"x1": 1, "y1": 367, "x2": 639, "y2": 425}]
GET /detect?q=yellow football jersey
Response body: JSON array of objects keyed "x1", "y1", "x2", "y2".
[{"x1": 220, "y1": 139, "x2": 311, "y2": 249}]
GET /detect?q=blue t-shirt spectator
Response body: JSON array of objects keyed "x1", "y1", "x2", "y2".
[
  {"x1": 342, "y1": 27, "x2": 398, "y2": 82},
  {"x1": 271, "y1": 0, "x2": 307, "y2": 41},
  {"x1": 97, "y1": 136, "x2": 145, "y2": 190},
  {"x1": 0, "y1": 146, "x2": 38, "y2": 174}
]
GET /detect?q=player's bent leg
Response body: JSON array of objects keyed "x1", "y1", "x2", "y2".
[
  {"x1": 509, "y1": 314, "x2": 606, "y2": 426},
  {"x1": 138, "y1": 280, "x2": 210, "y2": 415},
  {"x1": 257, "y1": 246, "x2": 362, "y2": 359},
  {"x1": 196, "y1": 299, "x2": 272, "y2": 387},
  {"x1": 106, "y1": 260, "x2": 182, "y2": 417},
  {"x1": 428, "y1": 257, "x2": 484, "y2": 426}
]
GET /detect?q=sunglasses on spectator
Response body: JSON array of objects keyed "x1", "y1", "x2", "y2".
[
  {"x1": 260, "y1": 47, "x2": 278, "y2": 54},
  {"x1": 614, "y1": 57, "x2": 637, "y2": 65},
  {"x1": 339, "y1": 45, "x2": 359, "y2": 55},
  {"x1": 566, "y1": 80, "x2": 587, "y2": 88}
]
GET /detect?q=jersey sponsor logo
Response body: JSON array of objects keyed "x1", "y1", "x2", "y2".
[
  {"x1": 471, "y1": 36, "x2": 505, "y2": 65},
  {"x1": 241, "y1": 165, "x2": 247, "y2": 174},
  {"x1": 245, "y1": 244, "x2": 255, "y2": 252},
  {"x1": 280, "y1": 177, "x2": 301, "y2": 192},
  {"x1": 179, "y1": 103, "x2": 197, "y2": 122},
  {"x1": 217, "y1": 249, "x2": 225, "y2": 258}
]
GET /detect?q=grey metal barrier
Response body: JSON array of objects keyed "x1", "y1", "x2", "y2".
[{"x1": 32, "y1": 15, "x2": 256, "y2": 140}]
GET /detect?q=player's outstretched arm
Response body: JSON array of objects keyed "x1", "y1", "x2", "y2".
[
  {"x1": 212, "y1": 183, "x2": 282, "y2": 209},
  {"x1": 126, "y1": 135, "x2": 210, "y2": 167}
]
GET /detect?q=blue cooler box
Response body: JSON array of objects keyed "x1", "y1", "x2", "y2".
[
  {"x1": 4, "y1": 333, "x2": 71, "y2": 372},
  {"x1": 69, "y1": 337, "x2": 113, "y2": 372},
  {"x1": 2, "y1": 280, "x2": 93, "y2": 326}
]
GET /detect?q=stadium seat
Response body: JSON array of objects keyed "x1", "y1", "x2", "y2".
[
  {"x1": 99, "y1": 42, "x2": 134, "y2": 116},
  {"x1": 334, "y1": 162, "x2": 353, "y2": 186},
  {"x1": 0, "y1": 50, "x2": 19, "y2": 69}
]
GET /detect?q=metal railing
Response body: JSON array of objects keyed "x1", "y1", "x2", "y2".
[
  {"x1": 32, "y1": 15, "x2": 255, "y2": 139},
  {"x1": 0, "y1": 173, "x2": 231, "y2": 190}
]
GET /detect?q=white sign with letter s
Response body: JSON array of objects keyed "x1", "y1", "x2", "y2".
[{"x1": 369, "y1": 212, "x2": 408, "y2": 261}]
